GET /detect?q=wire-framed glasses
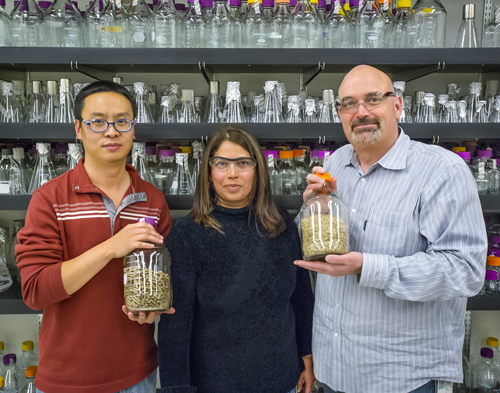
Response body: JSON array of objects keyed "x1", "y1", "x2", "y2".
[
  {"x1": 209, "y1": 157, "x2": 257, "y2": 172},
  {"x1": 82, "y1": 119, "x2": 136, "y2": 133},
  {"x1": 337, "y1": 92, "x2": 396, "y2": 114}
]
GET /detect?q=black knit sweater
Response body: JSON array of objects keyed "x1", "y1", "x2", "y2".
[{"x1": 158, "y1": 205, "x2": 314, "y2": 393}]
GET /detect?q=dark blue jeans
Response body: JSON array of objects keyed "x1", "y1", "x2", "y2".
[{"x1": 321, "y1": 380, "x2": 436, "y2": 393}]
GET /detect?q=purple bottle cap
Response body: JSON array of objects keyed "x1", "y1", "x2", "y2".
[
  {"x1": 201, "y1": 0, "x2": 213, "y2": 7},
  {"x1": 289, "y1": 0, "x2": 297, "y2": 6},
  {"x1": 3, "y1": 354, "x2": 16, "y2": 366},
  {"x1": 261, "y1": 0, "x2": 273, "y2": 6},
  {"x1": 349, "y1": 0, "x2": 359, "y2": 6},
  {"x1": 478, "y1": 150, "x2": 493, "y2": 158},
  {"x1": 491, "y1": 236, "x2": 500, "y2": 244},
  {"x1": 310, "y1": 150, "x2": 319, "y2": 158},
  {"x1": 15, "y1": 0, "x2": 29, "y2": 11},
  {"x1": 338, "y1": 0, "x2": 345, "y2": 4},
  {"x1": 0, "y1": 0, "x2": 7, "y2": 6},
  {"x1": 55, "y1": 144, "x2": 68, "y2": 155},
  {"x1": 325, "y1": 3, "x2": 332, "y2": 12},
  {"x1": 318, "y1": 151, "x2": 326, "y2": 159},
  {"x1": 146, "y1": 145, "x2": 156, "y2": 156},
  {"x1": 265, "y1": 151, "x2": 278, "y2": 159},
  {"x1": 229, "y1": 0, "x2": 240, "y2": 5},
  {"x1": 486, "y1": 270, "x2": 498, "y2": 281},
  {"x1": 481, "y1": 347, "x2": 494, "y2": 359},
  {"x1": 187, "y1": 0, "x2": 194, "y2": 3},
  {"x1": 159, "y1": 149, "x2": 174, "y2": 157},
  {"x1": 137, "y1": 217, "x2": 156, "y2": 228},
  {"x1": 174, "y1": 2, "x2": 185, "y2": 10},
  {"x1": 456, "y1": 151, "x2": 471, "y2": 160},
  {"x1": 317, "y1": 0, "x2": 326, "y2": 7},
  {"x1": 38, "y1": 0, "x2": 51, "y2": 8}
]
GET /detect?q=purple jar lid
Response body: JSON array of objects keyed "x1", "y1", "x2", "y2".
[
  {"x1": 491, "y1": 236, "x2": 500, "y2": 244},
  {"x1": 486, "y1": 270, "x2": 498, "y2": 281},
  {"x1": 289, "y1": 0, "x2": 297, "y2": 6},
  {"x1": 146, "y1": 145, "x2": 156, "y2": 156},
  {"x1": 137, "y1": 217, "x2": 156, "y2": 227},
  {"x1": 201, "y1": 0, "x2": 213, "y2": 7},
  {"x1": 310, "y1": 150, "x2": 320, "y2": 158},
  {"x1": 489, "y1": 248, "x2": 500, "y2": 257},
  {"x1": 55, "y1": 144, "x2": 68, "y2": 155},
  {"x1": 159, "y1": 149, "x2": 174, "y2": 157},
  {"x1": 0, "y1": 0, "x2": 6, "y2": 6},
  {"x1": 478, "y1": 150, "x2": 493, "y2": 158},
  {"x1": 349, "y1": 0, "x2": 359, "y2": 6},
  {"x1": 229, "y1": 0, "x2": 241, "y2": 5},
  {"x1": 338, "y1": 0, "x2": 345, "y2": 3},
  {"x1": 481, "y1": 347, "x2": 494, "y2": 359},
  {"x1": 265, "y1": 151, "x2": 278, "y2": 159},
  {"x1": 317, "y1": 0, "x2": 326, "y2": 7},
  {"x1": 15, "y1": 0, "x2": 29, "y2": 11},
  {"x1": 174, "y1": 3, "x2": 186, "y2": 10},
  {"x1": 456, "y1": 151, "x2": 471, "y2": 160},
  {"x1": 38, "y1": 0, "x2": 51, "y2": 8},
  {"x1": 318, "y1": 151, "x2": 326, "y2": 159},
  {"x1": 3, "y1": 354, "x2": 16, "y2": 366},
  {"x1": 261, "y1": 0, "x2": 273, "y2": 6}
]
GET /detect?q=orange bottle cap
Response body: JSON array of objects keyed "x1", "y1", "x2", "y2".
[
  {"x1": 293, "y1": 149, "x2": 304, "y2": 156},
  {"x1": 315, "y1": 172, "x2": 332, "y2": 182},
  {"x1": 279, "y1": 151, "x2": 294, "y2": 159},
  {"x1": 487, "y1": 256, "x2": 500, "y2": 266},
  {"x1": 25, "y1": 366, "x2": 38, "y2": 378}
]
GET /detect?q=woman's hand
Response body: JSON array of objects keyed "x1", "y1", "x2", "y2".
[{"x1": 296, "y1": 354, "x2": 315, "y2": 393}]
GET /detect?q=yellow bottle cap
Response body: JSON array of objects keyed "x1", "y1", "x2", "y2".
[
  {"x1": 396, "y1": 0, "x2": 411, "y2": 8},
  {"x1": 487, "y1": 337, "x2": 499, "y2": 348},
  {"x1": 452, "y1": 147, "x2": 466, "y2": 153},
  {"x1": 279, "y1": 151, "x2": 294, "y2": 159},
  {"x1": 0, "y1": 376, "x2": 4, "y2": 388},
  {"x1": 180, "y1": 146, "x2": 193, "y2": 154},
  {"x1": 487, "y1": 256, "x2": 500, "y2": 266},
  {"x1": 344, "y1": 3, "x2": 350, "y2": 11},
  {"x1": 22, "y1": 340, "x2": 34, "y2": 351},
  {"x1": 339, "y1": 7, "x2": 345, "y2": 15},
  {"x1": 25, "y1": 366, "x2": 38, "y2": 378},
  {"x1": 315, "y1": 172, "x2": 332, "y2": 182},
  {"x1": 0, "y1": 341, "x2": 4, "y2": 351},
  {"x1": 310, "y1": 0, "x2": 318, "y2": 3}
]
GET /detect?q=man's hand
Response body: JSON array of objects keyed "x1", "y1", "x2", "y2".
[
  {"x1": 103, "y1": 222, "x2": 164, "y2": 260},
  {"x1": 303, "y1": 166, "x2": 338, "y2": 201},
  {"x1": 296, "y1": 354, "x2": 315, "y2": 393},
  {"x1": 122, "y1": 306, "x2": 175, "y2": 324},
  {"x1": 294, "y1": 252, "x2": 363, "y2": 277}
]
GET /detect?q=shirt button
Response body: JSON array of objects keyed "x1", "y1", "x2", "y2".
[
  {"x1": 352, "y1": 208, "x2": 356, "y2": 213},
  {"x1": 334, "y1": 332, "x2": 339, "y2": 337},
  {"x1": 94, "y1": 187, "x2": 98, "y2": 190},
  {"x1": 142, "y1": 194, "x2": 146, "y2": 199},
  {"x1": 336, "y1": 303, "x2": 340, "y2": 308},
  {"x1": 75, "y1": 186, "x2": 79, "y2": 190},
  {"x1": 361, "y1": 178, "x2": 366, "y2": 182},
  {"x1": 120, "y1": 202, "x2": 124, "y2": 206},
  {"x1": 107, "y1": 200, "x2": 111, "y2": 204}
]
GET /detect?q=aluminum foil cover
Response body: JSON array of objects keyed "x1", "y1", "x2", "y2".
[
  {"x1": 36, "y1": 142, "x2": 51, "y2": 155},
  {"x1": 226, "y1": 81, "x2": 242, "y2": 102}
]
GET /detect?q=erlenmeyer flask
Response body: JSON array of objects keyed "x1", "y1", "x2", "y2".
[
  {"x1": 393, "y1": 81, "x2": 406, "y2": 122},
  {"x1": 473, "y1": 100, "x2": 489, "y2": 123},
  {"x1": 203, "y1": 81, "x2": 223, "y2": 123},
  {"x1": 194, "y1": 96, "x2": 205, "y2": 123},
  {"x1": 446, "y1": 82, "x2": 460, "y2": 100},
  {"x1": 303, "y1": 98, "x2": 317, "y2": 123},
  {"x1": 158, "y1": 96, "x2": 177, "y2": 123},
  {"x1": 44, "y1": 81, "x2": 60, "y2": 123},
  {"x1": 179, "y1": 89, "x2": 196, "y2": 123},
  {"x1": 443, "y1": 100, "x2": 458, "y2": 123},
  {"x1": 286, "y1": 95, "x2": 302, "y2": 123},
  {"x1": 263, "y1": 81, "x2": 284, "y2": 123},
  {"x1": 59, "y1": 79, "x2": 74, "y2": 123},
  {"x1": 134, "y1": 82, "x2": 154, "y2": 123},
  {"x1": 0, "y1": 0, "x2": 10, "y2": 47},
  {"x1": 357, "y1": 0, "x2": 385, "y2": 48},
  {"x1": 436, "y1": 94, "x2": 448, "y2": 123},
  {"x1": 411, "y1": 0, "x2": 446, "y2": 48},
  {"x1": 457, "y1": 100, "x2": 468, "y2": 123},
  {"x1": 73, "y1": 82, "x2": 90, "y2": 97},
  {"x1": 131, "y1": 142, "x2": 154, "y2": 183},
  {"x1": 421, "y1": 92, "x2": 436, "y2": 123},
  {"x1": 168, "y1": 83, "x2": 182, "y2": 119},
  {"x1": 191, "y1": 140, "x2": 204, "y2": 191},
  {"x1": 222, "y1": 81, "x2": 246, "y2": 122},
  {"x1": 45, "y1": 0, "x2": 83, "y2": 47},
  {"x1": 404, "y1": 96, "x2": 413, "y2": 123},
  {"x1": 0, "y1": 82, "x2": 22, "y2": 123},
  {"x1": 491, "y1": 96, "x2": 500, "y2": 123},
  {"x1": 0, "y1": 148, "x2": 26, "y2": 195},
  {"x1": 318, "y1": 89, "x2": 340, "y2": 123},
  {"x1": 170, "y1": 152, "x2": 194, "y2": 195},
  {"x1": 27, "y1": 81, "x2": 46, "y2": 123},
  {"x1": 29, "y1": 142, "x2": 57, "y2": 193},
  {"x1": 0, "y1": 227, "x2": 13, "y2": 294},
  {"x1": 467, "y1": 82, "x2": 482, "y2": 123},
  {"x1": 67, "y1": 142, "x2": 83, "y2": 170}
]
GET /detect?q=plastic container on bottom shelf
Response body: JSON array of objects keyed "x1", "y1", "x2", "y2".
[
  {"x1": 487, "y1": 256, "x2": 500, "y2": 278},
  {"x1": 472, "y1": 347, "x2": 500, "y2": 392},
  {"x1": 19, "y1": 366, "x2": 37, "y2": 393},
  {"x1": 123, "y1": 217, "x2": 172, "y2": 313},
  {"x1": 482, "y1": 270, "x2": 498, "y2": 296},
  {"x1": 15, "y1": 341, "x2": 38, "y2": 390}
]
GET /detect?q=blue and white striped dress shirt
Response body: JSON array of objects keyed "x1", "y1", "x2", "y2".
[{"x1": 313, "y1": 129, "x2": 488, "y2": 393}]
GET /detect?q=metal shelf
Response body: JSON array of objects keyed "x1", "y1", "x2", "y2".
[
  {"x1": 0, "y1": 281, "x2": 41, "y2": 314},
  {"x1": 467, "y1": 296, "x2": 500, "y2": 311},
  {"x1": 1, "y1": 48, "x2": 499, "y2": 74},
  {"x1": 0, "y1": 123, "x2": 499, "y2": 141}
]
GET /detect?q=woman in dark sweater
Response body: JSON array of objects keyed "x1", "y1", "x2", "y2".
[{"x1": 158, "y1": 126, "x2": 315, "y2": 393}]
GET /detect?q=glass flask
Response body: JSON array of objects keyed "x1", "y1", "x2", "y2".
[
  {"x1": 134, "y1": 82, "x2": 154, "y2": 123},
  {"x1": 9, "y1": 220, "x2": 24, "y2": 284},
  {"x1": 393, "y1": 81, "x2": 407, "y2": 122},
  {"x1": 263, "y1": 81, "x2": 284, "y2": 123},
  {"x1": 420, "y1": 93, "x2": 436, "y2": 123},
  {"x1": 294, "y1": 148, "x2": 308, "y2": 194},
  {"x1": 171, "y1": 152, "x2": 194, "y2": 195},
  {"x1": 207, "y1": 0, "x2": 231, "y2": 48},
  {"x1": 153, "y1": 0, "x2": 178, "y2": 46},
  {"x1": 67, "y1": 142, "x2": 83, "y2": 170},
  {"x1": 178, "y1": 89, "x2": 196, "y2": 123},
  {"x1": 12, "y1": 80, "x2": 26, "y2": 119},
  {"x1": 276, "y1": 82, "x2": 287, "y2": 117},
  {"x1": 455, "y1": 3, "x2": 478, "y2": 48},
  {"x1": 203, "y1": 81, "x2": 223, "y2": 123},
  {"x1": 279, "y1": 150, "x2": 297, "y2": 195},
  {"x1": 128, "y1": 0, "x2": 153, "y2": 48},
  {"x1": 0, "y1": 0, "x2": 10, "y2": 47},
  {"x1": 474, "y1": 100, "x2": 489, "y2": 123},
  {"x1": 471, "y1": 348, "x2": 500, "y2": 390},
  {"x1": 10, "y1": 0, "x2": 42, "y2": 47},
  {"x1": 19, "y1": 365, "x2": 37, "y2": 393},
  {"x1": 84, "y1": 0, "x2": 105, "y2": 47},
  {"x1": 303, "y1": 98, "x2": 317, "y2": 123},
  {"x1": 467, "y1": 82, "x2": 482, "y2": 123},
  {"x1": 222, "y1": 81, "x2": 246, "y2": 122},
  {"x1": 300, "y1": 172, "x2": 349, "y2": 260},
  {"x1": 412, "y1": 90, "x2": 424, "y2": 122},
  {"x1": 131, "y1": 142, "x2": 155, "y2": 184},
  {"x1": 100, "y1": 0, "x2": 129, "y2": 47},
  {"x1": 145, "y1": 145, "x2": 157, "y2": 174},
  {"x1": 28, "y1": 143, "x2": 57, "y2": 194},
  {"x1": 436, "y1": 94, "x2": 448, "y2": 123},
  {"x1": 73, "y1": 82, "x2": 91, "y2": 97},
  {"x1": 326, "y1": 0, "x2": 344, "y2": 48},
  {"x1": 446, "y1": 83, "x2": 460, "y2": 101},
  {"x1": 265, "y1": 151, "x2": 282, "y2": 195},
  {"x1": 0, "y1": 148, "x2": 26, "y2": 195},
  {"x1": 482, "y1": 5, "x2": 500, "y2": 48},
  {"x1": 318, "y1": 89, "x2": 340, "y2": 123},
  {"x1": 53, "y1": 143, "x2": 68, "y2": 176},
  {"x1": 193, "y1": 96, "x2": 204, "y2": 123},
  {"x1": 269, "y1": 0, "x2": 291, "y2": 48},
  {"x1": 286, "y1": 95, "x2": 302, "y2": 123},
  {"x1": 244, "y1": 0, "x2": 269, "y2": 48},
  {"x1": 0, "y1": 227, "x2": 13, "y2": 294},
  {"x1": 158, "y1": 96, "x2": 177, "y2": 123},
  {"x1": 59, "y1": 79, "x2": 74, "y2": 123},
  {"x1": 228, "y1": 0, "x2": 243, "y2": 48},
  {"x1": 191, "y1": 140, "x2": 204, "y2": 191},
  {"x1": 487, "y1": 159, "x2": 500, "y2": 195},
  {"x1": 457, "y1": 100, "x2": 468, "y2": 123},
  {"x1": 184, "y1": 0, "x2": 203, "y2": 48},
  {"x1": 485, "y1": 80, "x2": 499, "y2": 120},
  {"x1": 148, "y1": 90, "x2": 159, "y2": 121},
  {"x1": 475, "y1": 158, "x2": 489, "y2": 195},
  {"x1": 167, "y1": 83, "x2": 182, "y2": 118},
  {"x1": 44, "y1": 80, "x2": 60, "y2": 123},
  {"x1": 404, "y1": 95, "x2": 413, "y2": 123},
  {"x1": 357, "y1": 0, "x2": 385, "y2": 48},
  {"x1": 491, "y1": 96, "x2": 500, "y2": 123},
  {"x1": 16, "y1": 341, "x2": 38, "y2": 389},
  {"x1": 155, "y1": 149, "x2": 176, "y2": 194},
  {"x1": 411, "y1": 0, "x2": 446, "y2": 48},
  {"x1": 45, "y1": 0, "x2": 83, "y2": 47},
  {"x1": 13, "y1": 147, "x2": 31, "y2": 191},
  {"x1": 124, "y1": 217, "x2": 172, "y2": 313},
  {"x1": 0, "y1": 82, "x2": 22, "y2": 123},
  {"x1": 292, "y1": 0, "x2": 319, "y2": 48},
  {"x1": 443, "y1": 100, "x2": 458, "y2": 123},
  {"x1": 249, "y1": 95, "x2": 264, "y2": 123},
  {"x1": 27, "y1": 81, "x2": 45, "y2": 123}
]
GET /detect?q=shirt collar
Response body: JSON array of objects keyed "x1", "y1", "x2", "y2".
[{"x1": 345, "y1": 127, "x2": 410, "y2": 171}]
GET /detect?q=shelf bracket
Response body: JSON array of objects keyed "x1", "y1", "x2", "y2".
[
  {"x1": 300, "y1": 62, "x2": 325, "y2": 91},
  {"x1": 392, "y1": 61, "x2": 445, "y2": 83},
  {"x1": 70, "y1": 61, "x2": 115, "y2": 81},
  {"x1": 199, "y1": 62, "x2": 214, "y2": 85}
]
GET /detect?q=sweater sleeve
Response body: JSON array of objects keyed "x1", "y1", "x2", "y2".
[
  {"x1": 158, "y1": 219, "x2": 199, "y2": 392},
  {"x1": 15, "y1": 190, "x2": 71, "y2": 310}
]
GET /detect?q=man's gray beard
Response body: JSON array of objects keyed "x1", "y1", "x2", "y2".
[{"x1": 351, "y1": 127, "x2": 381, "y2": 146}]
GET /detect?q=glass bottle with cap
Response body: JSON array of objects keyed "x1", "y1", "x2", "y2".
[
  {"x1": 269, "y1": 0, "x2": 291, "y2": 48},
  {"x1": 483, "y1": 5, "x2": 500, "y2": 48},
  {"x1": 264, "y1": 151, "x2": 281, "y2": 195},
  {"x1": 2, "y1": 354, "x2": 18, "y2": 390},
  {"x1": 10, "y1": 0, "x2": 42, "y2": 47},
  {"x1": 486, "y1": 337, "x2": 500, "y2": 369},
  {"x1": 293, "y1": 149, "x2": 308, "y2": 195},
  {"x1": 9, "y1": 219, "x2": 24, "y2": 284},
  {"x1": 471, "y1": 348, "x2": 500, "y2": 390},
  {"x1": 0, "y1": 228, "x2": 13, "y2": 294},
  {"x1": 16, "y1": 341, "x2": 38, "y2": 390},
  {"x1": 19, "y1": 365, "x2": 37, "y2": 393},
  {"x1": 357, "y1": 0, "x2": 385, "y2": 48},
  {"x1": 278, "y1": 151, "x2": 297, "y2": 195},
  {"x1": 291, "y1": 0, "x2": 319, "y2": 48},
  {"x1": 153, "y1": 0, "x2": 179, "y2": 47},
  {"x1": 155, "y1": 149, "x2": 176, "y2": 195},
  {"x1": 99, "y1": 0, "x2": 129, "y2": 48},
  {"x1": 487, "y1": 256, "x2": 500, "y2": 278},
  {"x1": 207, "y1": 0, "x2": 231, "y2": 48},
  {"x1": 300, "y1": 172, "x2": 349, "y2": 261},
  {"x1": 124, "y1": 217, "x2": 172, "y2": 314},
  {"x1": 27, "y1": 81, "x2": 45, "y2": 123},
  {"x1": 44, "y1": 81, "x2": 60, "y2": 123},
  {"x1": 455, "y1": 3, "x2": 478, "y2": 48},
  {"x1": 410, "y1": 0, "x2": 446, "y2": 48},
  {"x1": 28, "y1": 143, "x2": 57, "y2": 194},
  {"x1": 59, "y1": 79, "x2": 74, "y2": 123},
  {"x1": 45, "y1": 0, "x2": 83, "y2": 47},
  {"x1": 128, "y1": 0, "x2": 153, "y2": 48},
  {"x1": 0, "y1": 0, "x2": 10, "y2": 47},
  {"x1": 318, "y1": 89, "x2": 340, "y2": 123}
]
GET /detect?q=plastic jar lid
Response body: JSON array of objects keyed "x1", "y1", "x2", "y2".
[
  {"x1": 487, "y1": 337, "x2": 499, "y2": 348},
  {"x1": 315, "y1": 172, "x2": 332, "y2": 182},
  {"x1": 22, "y1": 340, "x2": 34, "y2": 351},
  {"x1": 25, "y1": 366, "x2": 38, "y2": 378},
  {"x1": 487, "y1": 256, "x2": 500, "y2": 267}
]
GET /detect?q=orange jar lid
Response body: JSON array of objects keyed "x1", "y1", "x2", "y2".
[
  {"x1": 487, "y1": 256, "x2": 500, "y2": 266},
  {"x1": 279, "y1": 151, "x2": 294, "y2": 159},
  {"x1": 315, "y1": 172, "x2": 331, "y2": 182}
]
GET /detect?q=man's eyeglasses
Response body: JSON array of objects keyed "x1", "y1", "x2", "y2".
[
  {"x1": 209, "y1": 157, "x2": 257, "y2": 172},
  {"x1": 82, "y1": 119, "x2": 136, "y2": 133},
  {"x1": 337, "y1": 92, "x2": 396, "y2": 114}
]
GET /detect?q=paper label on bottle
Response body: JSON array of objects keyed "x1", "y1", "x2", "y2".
[
  {"x1": 102, "y1": 26, "x2": 122, "y2": 33},
  {"x1": 0, "y1": 183, "x2": 10, "y2": 194},
  {"x1": 124, "y1": 273, "x2": 127, "y2": 285}
]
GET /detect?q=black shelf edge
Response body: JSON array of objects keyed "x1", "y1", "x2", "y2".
[
  {"x1": 0, "y1": 123, "x2": 499, "y2": 141},
  {"x1": 0, "y1": 281, "x2": 41, "y2": 314},
  {"x1": 467, "y1": 296, "x2": 500, "y2": 311},
  {"x1": 480, "y1": 195, "x2": 500, "y2": 214}
]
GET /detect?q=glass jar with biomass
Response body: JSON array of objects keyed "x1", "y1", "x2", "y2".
[
  {"x1": 300, "y1": 172, "x2": 349, "y2": 261},
  {"x1": 123, "y1": 217, "x2": 172, "y2": 313}
]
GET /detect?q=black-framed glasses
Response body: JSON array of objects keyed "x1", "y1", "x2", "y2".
[
  {"x1": 209, "y1": 157, "x2": 257, "y2": 172},
  {"x1": 336, "y1": 92, "x2": 396, "y2": 114},
  {"x1": 81, "y1": 119, "x2": 136, "y2": 133}
]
